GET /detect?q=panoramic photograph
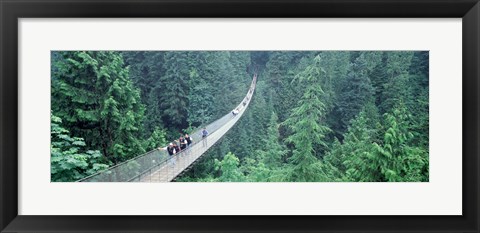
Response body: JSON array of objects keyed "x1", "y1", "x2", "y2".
[{"x1": 50, "y1": 51, "x2": 429, "y2": 182}]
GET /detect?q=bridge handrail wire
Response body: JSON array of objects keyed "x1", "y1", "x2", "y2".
[
  {"x1": 136, "y1": 76, "x2": 256, "y2": 182},
  {"x1": 77, "y1": 75, "x2": 257, "y2": 182}
]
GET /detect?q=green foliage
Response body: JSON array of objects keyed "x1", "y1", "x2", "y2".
[
  {"x1": 265, "y1": 51, "x2": 307, "y2": 122},
  {"x1": 281, "y1": 56, "x2": 331, "y2": 182},
  {"x1": 214, "y1": 152, "x2": 246, "y2": 182},
  {"x1": 182, "y1": 51, "x2": 428, "y2": 183},
  {"x1": 245, "y1": 161, "x2": 272, "y2": 182},
  {"x1": 123, "y1": 51, "x2": 166, "y2": 136},
  {"x1": 257, "y1": 112, "x2": 287, "y2": 167},
  {"x1": 324, "y1": 102, "x2": 428, "y2": 182},
  {"x1": 336, "y1": 53, "x2": 374, "y2": 134},
  {"x1": 326, "y1": 105, "x2": 382, "y2": 182},
  {"x1": 51, "y1": 51, "x2": 146, "y2": 164},
  {"x1": 373, "y1": 103, "x2": 429, "y2": 182},
  {"x1": 51, "y1": 113, "x2": 109, "y2": 182},
  {"x1": 379, "y1": 51, "x2": 414, "y2": 113},
  {"x1": 157, "y1": 52, "x2": 191, "y2": 130},
  {"x1": 318, "y1": 51, "x2": 350, "y2": 111},
  {"x1": 188, "y1": 74, "x2": 215, "y2": 125},
  {"x1": 143, "y1": 127, "x2": 168, "y2": 151},
  {"x1": 122, "y1": 51, "x2": 165, "y2": 102},
  {"x1": 51, "y1": 51, "x2": 429, "y2": 182}
]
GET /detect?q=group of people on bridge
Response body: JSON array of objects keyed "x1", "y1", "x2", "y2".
[
  {"x1": 157, "y1": 128, "x2": 210, "y2": 167},
  {"x1": 156, "y1": 74, "x2": 257, "y2": 168},
  {"x1": 232, "y1": 74, "x2": 257, "y2": 117}
]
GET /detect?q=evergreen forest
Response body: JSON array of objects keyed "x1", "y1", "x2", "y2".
[{"x1": 51, "y1": 51, "x2": 429, "y2": 182}]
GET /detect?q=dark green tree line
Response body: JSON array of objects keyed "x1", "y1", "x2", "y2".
[{"x1": 51, "y1": 51, "x2": 429, "y2": 182}]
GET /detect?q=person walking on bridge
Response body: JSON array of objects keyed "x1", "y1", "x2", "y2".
[
  {"x1": 179, "y1": 136, "x2": 187, "y2": 155},
  {"x1": 185, "y1": 134, "x2": 193, "y2": 146},
  {"x1": 184, "y1": 133, "x2": 193, "y2": 156},
  {"x1": 159, "y1": 143, "x2": 177, "y2": 167},
  {"x1": 231, "y1": 108, "x2": 239, "y2": 117},
  {"x1": 173, "y1": 141, "x2": 181, "y2": 153},
  {"x1": 201, "y1": 128, "x2": 209, "y2": 147}
]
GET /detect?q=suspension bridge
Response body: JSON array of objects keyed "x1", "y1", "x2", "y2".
[{"x1": 78, "y1": 75, "x2": 257, "y2": 182}]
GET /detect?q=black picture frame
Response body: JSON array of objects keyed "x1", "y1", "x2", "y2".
[{"x1": 1, "y1": 0, "x2": 479, "y2": 232}]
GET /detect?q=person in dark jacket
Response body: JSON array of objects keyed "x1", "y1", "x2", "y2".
[
  {"x1": 185, "y1": 134, "x2": 193, "y2": 146},
  {"x1": 179, "y1": 136, "x2": 187, "y2": 152},
  {"x1": 159, "y1": 143, "x2": 177, "y2": 167},
  {"x1": 184, "y1": 133, "x2": 193, "y2": 156}
]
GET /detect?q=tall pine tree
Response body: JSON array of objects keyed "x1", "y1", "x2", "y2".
[
  {"x1": 336, "y1": 53, "x2": 374, "y2": 136},
  {"x1": 282, "y1": 56, "x2": 331, "y2": 182}
]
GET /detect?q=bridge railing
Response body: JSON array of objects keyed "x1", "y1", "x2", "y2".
[
  {"x1": 136, "y1": 77, "x2": 257, "y2": 182},
  {"x1": 77, "y1": 76, "x2": 256, "y2": 182},
  {"x1": 134, "y1": 79, "x2": 256, "y2": 182}
]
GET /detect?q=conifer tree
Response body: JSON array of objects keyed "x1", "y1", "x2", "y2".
[
  {"x1": 369, "y1": 52, "x2": 389, "y2": 111},
  {"x1": 318, "y1": 51, "x2": 350, "y2": 111},
  {"x1": 245, "y1": 111, "x2": 287, "y2": 182},
  {"x1": 337, "y1": 53, "x2": 374, "y2": 134},
  {"x1": 249, "y1": 84, "x2": 270, "y2": 142},
  {"x1": 122, "y1": 51, "x2": 165, "y2": 102},
  {"x1": 142, "y1": 127, "x2": 168, "y2": 151},
  {"x1": 257, "y1": 112, "x2": 286, "y2": 167},
  {"x1": 50, "y1": 51, "x2": 430, "y2": 183},
  {"x1": 327, "y1": 104, "x2": 382, "y2": 181},
  {"x1": 123, "y1": 51, "x2": 166, "y2": 136},
  {"x1": 233, "y1": 113, "x2": 254, "y2": 159},
  {"x1": 265, "y1": 52, "x2": 299, "y2": 121},
  {"x1": 407, "y1": 51, "x2": 429, "y2": 149},
  {"x1": 187, "y1": 52, "x2": 217, "y2": 126},
  {"x1": 378, "y1": 51, "x2": 414, "y2": 113},
  {"x1": 218, "y1": 138, "x2": 232, "y2": 159},
  {"x1": 282, "y1": 56, "x2": 331, "y2": 182},
  {"x1": 187, "y1": 72, "x2": 215, "y2": 126},
  {"x1": 156, "y1": 52, "x2": 191, "y2": 131},
  {"x1": 212, "y1": 52, "x2": 244, "y2": 117},
  {"x1": 373, "y1": 103, "x2": 428, "y2": 181},
  {"x1": 51, "y1": 51, "x2": 146, "y2": 163}
]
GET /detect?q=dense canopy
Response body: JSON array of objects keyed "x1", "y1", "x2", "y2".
[{"x1": 51, "y1": 51, "x2": 429, "y2": 182}]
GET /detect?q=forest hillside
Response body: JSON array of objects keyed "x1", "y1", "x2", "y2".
[{"x1": 51, "y1": 51, "x2": 429, "y2": 182}]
